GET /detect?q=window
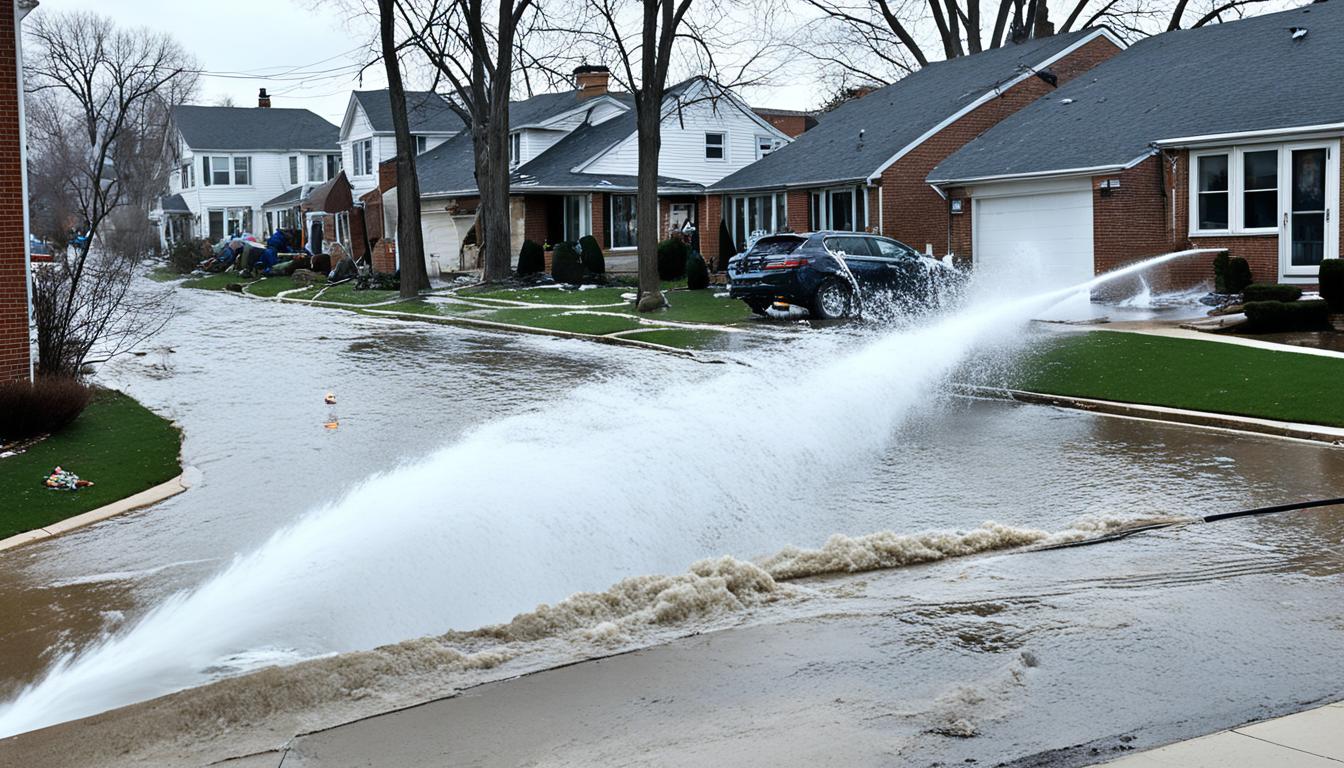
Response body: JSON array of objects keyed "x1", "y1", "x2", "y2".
[
  {"x1": 180, "y1": 163, "x2": 193, "y2": 189},
  {"x1": 824, "y1": 235, "x2": 873, "y2": 257},
  {"x1": 610, "y1": 194, "x2": 636, "y2": 248},
  {"x1": 873, "y1": 238, "x2": 917, "y2": 259},
  {"x1": 563, "y1": 195, "x2": 591, "y2": 241},
  {"x1": 327, "y1": 153, "x2": 342, "y2": 178},
  {"x1": 1196, "y1": 153, "x2": 1229, "y2": 230},
  {"x1": 289, "y1": 156, "x2": 299, "y2": 186},
  {"x1": 233, "y1": 157, "x2": 251, "y2": 185},
  {"x1": 704, "y1": 132, "x2": 725, "y2": 160},
  {"x1": 353, "y1": 139, "x2": 374, "y2": 176},
  {"x1": 1242, "y1": 149, "x2": 1278, "y2": 230},
  {"x1": 416, "y1": 136, "x2": 428, "y2": 155},
  {"x1": 509, "y1": 133, "x2": 521, "y2": 167},
  {"x1": 809, "y1": 187, "x2": 867, "y2": 232},
  {"x1": 208, "y1": 207, "x2": 253, "y2": 239},
  {"x1": 729, "y1": 192, "x2": 788, "y2": 249},
  {"x1": 756, "y1": 135, "x2": 779, "y2": 159},
  {"x1": 204, "y1": 156, "x2": 231, "y2": 186},
  {"x1": 308, "y1": 155, "x2": 324, "y2": 183}
]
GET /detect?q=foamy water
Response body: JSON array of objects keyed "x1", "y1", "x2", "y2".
[{"x1": 0, "y1": 252, "x2": 1196, "y2": 738}]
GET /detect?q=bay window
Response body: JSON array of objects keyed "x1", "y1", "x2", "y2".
[
  {"x1": 610, "y1": 194, "x2": 636, "y2": 248},
  {"x1": 729, "y1": 192, "x2": 788, "y2": 249}
]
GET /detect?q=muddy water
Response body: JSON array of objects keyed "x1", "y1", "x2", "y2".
[{"x1": 1, "y1": 288, "x2": 1343, "y2": 759}]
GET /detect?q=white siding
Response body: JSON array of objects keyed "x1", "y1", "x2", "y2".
[
  {"x1": 581, "y1": 96, "x2": 787, "y2": 185},
  {"x1": 174, "y1": 144, "x2": 298, "y2": 238},
  {"x1": 518, "y1": 128, "x2": 567, "y2": 165}
]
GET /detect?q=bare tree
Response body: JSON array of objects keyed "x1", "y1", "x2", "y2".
[
  {"x1": 377, "y1": 0, "x2": 433, "y2": 297},
  {"x1": 799, "y1": 0, "x2": 1277, "y2": 91},
  {"x1": 24, "y1": 10, "x2": 195, "y2": 376},
  {"x1": 573, "y1": 0, "x2": 784, "y2": 310},
  {"x1": 394, "y1": 0, "x2": 568, "y2": 283}
]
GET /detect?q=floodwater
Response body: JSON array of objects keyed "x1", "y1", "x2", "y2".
[{"x1": 1, "y1": 280, "x2": 1342, "y2": 765}]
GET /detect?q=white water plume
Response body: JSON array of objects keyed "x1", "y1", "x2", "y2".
[{"x1": 0, "y1": 251, "x2": 1196, "y2": 738}]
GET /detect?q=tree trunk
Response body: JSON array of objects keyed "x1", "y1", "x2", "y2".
[
  {"x1": 379, "y1": 0, "x2": 431, "y2": 297},
  {"x1": 636, "y1": 103, "x2": 664, "y2": 309},
  {"x1": 477, "y1": 119, "x2": 513, "y2": 281}
]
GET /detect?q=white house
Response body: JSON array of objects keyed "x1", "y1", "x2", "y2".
[
  {"x1": 337, "y1": 90, "x2": 465, "y2": 199},
  {"x1": 155, "y1": 91, "x2": 341, "y2": 245},
  {"x1": 401, "y1": 67, "x2": 794, "y2": 274}
]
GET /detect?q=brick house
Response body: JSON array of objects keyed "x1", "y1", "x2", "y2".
[
  {"x1": 381, "y1": 67, "x2": 794, "y2": 276},
  {"x1": 928, "y1": 2, "x2": 1344, "y2": 291},
  {"x1": 705, "y1": 28, "x2": 1123, "y2": 268},
  {"x1": 1, "y1": 0, "x2": 35, "y2": 383}
]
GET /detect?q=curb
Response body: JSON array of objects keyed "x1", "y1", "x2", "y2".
[
  {"x1": 958, "y1": 385, "x2": 1344, "y2": 446},
  {"x1": 0, "y1": 472, "x2": 191, "y2": 554}
]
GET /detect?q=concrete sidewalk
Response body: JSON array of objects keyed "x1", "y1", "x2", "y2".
[{"x1": 1101, "y1": 700, "x2": 1344, "y2": 766}]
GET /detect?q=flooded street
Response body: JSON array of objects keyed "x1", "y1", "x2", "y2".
[{"x1": 1, "y1": 287, "x2": 1343, "y2": 765}]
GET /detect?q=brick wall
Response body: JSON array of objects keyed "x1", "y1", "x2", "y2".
[
  {"x1": 591, "y1": 193, "x2": 607, "y2": 250},
  {"x1": 522, "y1": 195, "x2": 548, "y2": 247},
  {"x1": 0, "y1": 1, "x2": 28, "y2": 382},
  {"x1": 759, "y1": 113, "x2": 811, "y2": 138},
  {"x1": 883, "y1": 35, "x2": 1122, "y2": 257},
  {"x1": 786, "y1": 190, "x2": 808, "y2": 231},
  {"x1": 700, "y1": 195, "x2": 723, "y2": 269}
]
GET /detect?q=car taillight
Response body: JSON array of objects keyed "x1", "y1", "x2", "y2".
[{"x1": 763, "y1": 258, "x2": 805, "y2": 270}]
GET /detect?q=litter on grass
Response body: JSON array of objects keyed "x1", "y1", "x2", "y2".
[{"x1": 45, "y1": 466, "x2": 93, "y2": 491}]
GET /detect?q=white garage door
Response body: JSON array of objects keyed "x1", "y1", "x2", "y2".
[
  {"x1": 421, "y1": 211, "x2": 463, "y2": 275},
  {"x1": 972, "y1": 180, "x2": 1094, "y2": 294}
]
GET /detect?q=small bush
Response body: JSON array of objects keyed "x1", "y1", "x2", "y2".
[
  {"x1": 686, "y1": 250, "x2": 710, "y2": 290},
  {"x1": 657, "y1": 238, "x2": 689, "y2": 281},
  {"x1": 1320, "y1": 260, "x2": 1344, "y2": 313},
  {"x1": 517, "y1": 239, "x2": 545, "y2": 276},
  {"x1": 717, "y1": 219, "x2": 736, "y2": 271},
  {"x1": 1242, "y1": 283, "x2": 1303, "y2": 303},
  {"x1": 578, "y1": 235, "x2": 605, "y2": 276},
  {"x1": 1212, "y1": 252, "x2": 1230, "y2": 293},
  {"x1": 1226, "y1": 257, "x2": 1253, "y2": 294},
  {"x1": 0, "y1": 376, "x2": 93, "y2": 441},
  {"x1": 168, "y1": 238, "x2": 208, "y2": 274},
  {"x1": 551, "y1": 242, "x2": 585, "y2": 284},
  {"x1": 1242, "y1": 299, "x2": 1329, "y2": 333}
]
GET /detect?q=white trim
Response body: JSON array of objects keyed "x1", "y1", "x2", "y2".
[
  {"x1": 523, "y1": 94, "x2": 629, "y2": 130},
  {"x1": 1155, "y1": 123, "x2": 1344, "y2": 149},
  {"x1": 1279, "y1": 141, "x2": 1338, "y2": 279},
  {"x1": 867, "y1": 27, "x2": 1124, "y2": 184},
  {"x1": 931, "y1": 153, "x2": 1150, "y2": 188},
  {"x1": 1188, "y1": 146, "x2": 1281, "y2": 237},
  {"x1": 16, "y1": 0, "x2": 33, "y2": 380}
]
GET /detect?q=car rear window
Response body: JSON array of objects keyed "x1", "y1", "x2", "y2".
[
  {"x1": 748, "y1": 237, "x2": 804, "y2": 256},
  {"x1": 824, "y1": 236, "x2": 874, "y2": 257}
]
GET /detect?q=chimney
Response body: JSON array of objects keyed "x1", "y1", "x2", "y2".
[
  {"x1": 258, "y1": 88, "x2": 271, "y2": 108},
  {"x1": 573, "y1": 65, "x2": 610, "y2": 100}
]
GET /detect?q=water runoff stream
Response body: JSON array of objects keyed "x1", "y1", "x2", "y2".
[{"x1": 1, "y1": 254, "x2": 1342, "y2": 766}]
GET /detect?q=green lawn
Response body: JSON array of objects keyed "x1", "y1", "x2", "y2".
[
  {"x1": 621, "y1": 328, "x2": 733, "y2": 350},
  {"x1": 181, "y1": 273, "x2": 246, "y2": 291},
  {"x1": 1007, "y1": 331, "x2": 1344, "y2": 427},
  {"x1": 0, "y1": 390, "x2": 182, "y2": 539},
  {"x1": 485, "y1": 308, "x2": 646, "y2": 335},
  {"x1": 312, "y1": 283, "x2": 401, "y2": 305},
  {"x1": 148, "y1": 266, "x2": 185, "y2": 282},
  {"x1": 245, "y1": 276, "x2": 309, "y2": 297}
]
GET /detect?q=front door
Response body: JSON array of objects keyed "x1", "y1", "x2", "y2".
[{"x1": 1281, "y1": 143, "x2": 1338, "y2": 279}]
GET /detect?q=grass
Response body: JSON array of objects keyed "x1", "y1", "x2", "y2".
[
  {"x1": 1006, "y1": 331, "x2": 1344, "y2": 427},
  {"x1": 621, "y1": 328, "x2": 733, "y2": 350},
  {"x1": 312, "y1": 283, "x2": 401, "y2": 305},
  {"x1": 485, "y1": 308, "x2": 646, "y2": 335},
  {"x1": 245, "y1": 276, "x2": 307, "y2": 297},
  {"x1": 0, "y1": 389, "x2": 182, "y2": 539},
  {"x1": 148, "y1": 265, "x2": 186, "y2": 282},
  {"x1": 181, "y1": 273, "x2": 245, "y2": 291}
]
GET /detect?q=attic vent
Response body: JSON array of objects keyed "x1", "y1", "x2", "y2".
[{"x1": 1291, "y1": 26, "x2": 1308, "y2": 39}]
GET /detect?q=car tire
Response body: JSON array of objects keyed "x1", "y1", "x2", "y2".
[{"x1": 812, "y1": 278, "x2": 853, "y2": 319}]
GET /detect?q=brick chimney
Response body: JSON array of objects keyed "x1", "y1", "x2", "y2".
[
  {"x1": 574, "y1": 65, "x2": 610, "y2": 100},
  {"x1": 258, "y1": 88, "x2": 271, "y2": 108}
]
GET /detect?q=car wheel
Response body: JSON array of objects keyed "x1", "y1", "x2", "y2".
[{"x1": 812, "y1": 279, "x2": 853, "y2": 319}]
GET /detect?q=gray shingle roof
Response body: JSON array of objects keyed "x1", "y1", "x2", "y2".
[
  {"x1": 172, "y1": 106, "x2": 339, "y2": 151},
  {"x1": 158, "y1": 194, "x2": 189, "y2": 213},
  {"x1": 929, "y1": 2, "x2": 1344, "y2": 184},
  {"x1": 709, "y1": 29, "x2": 1110, "y2": 192},
  {"x1": 351, "y1": 90, "x2": 465, "y2": 134}
]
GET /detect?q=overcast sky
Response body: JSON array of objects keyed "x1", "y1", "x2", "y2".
[{"x1": 38, "y1": 0, "x2": 818, "y2": 124}]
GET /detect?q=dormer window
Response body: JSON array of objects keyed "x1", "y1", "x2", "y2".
[
  {"x1": 756, "y1": 135, "x2": 779, "y2": 159},
  {"x1": 353, "y1": 138, "x2": 374, "y2": 176},
  {"x1": 509, "y1": 132, "x2": 521, "y2": 167},
  {"x1": 705, "y1": 132, "x2": 725, "y2": 160}
]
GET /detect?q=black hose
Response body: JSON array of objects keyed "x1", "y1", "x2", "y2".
[{"x1": 1033, "y1": 497, "x2": 1344, "y2": 552}]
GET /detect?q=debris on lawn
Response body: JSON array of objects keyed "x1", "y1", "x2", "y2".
[{"x1": 44, "y1": 466, "x2": 93, "y2": 491}]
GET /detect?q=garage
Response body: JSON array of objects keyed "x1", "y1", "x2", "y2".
[{"x1": 971, "y1": 178, "x2": 1094, "y2": 293}]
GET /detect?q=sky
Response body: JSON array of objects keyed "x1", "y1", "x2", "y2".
[{"x1": 39, "y1": 0, "x2": 819, "y2": 125}]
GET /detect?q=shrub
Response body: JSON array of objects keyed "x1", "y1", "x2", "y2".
[
  {"x1": 168, "y1": 238, "x2": 208, "y2": 274},
  {"x1": 1242, "y1": 283, "x2": 1303, "y2": 303},
  {"x1": 717, "y1": 219, "x2": 736, "y2": 271},
  {"x1": 1242, "y1": 299, "x2": 1329, "y2": 333},
  {"x1": 686, "y1": 250, "x2": 710, "y2": 290},
  {"x1": 657, "y1": 238, "x2": 689, "y2": 281},
  {"x1": 1212, "y1": 252, "x2": 1230, "y2": 293},
  {"x1": 0, "y1": 376, "x2": 93, "y2": 441},
  {"x1": 1226, "y1": 256, "x2": 1253, "y2": 294},
  {"x1": 1320, "y1": 259, "x2": 1344, "y2": 313},
  {"x1": 551, "y1": 242, "x2": 585, "y2": 284},
  {"x1": 517, "y1": 239, "x2": 545, "y2": 276},
  {"x1": 578, "y1": 235, "x2": 605, "y2": 276}
]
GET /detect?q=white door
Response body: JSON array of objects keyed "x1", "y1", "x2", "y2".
[
  {"x1": 421, "y1": 211, "x2": 462, "y2": 274},
  {"x1": 972, "y1": 181, "x2": 1094, "y2": 294},
  {"x1": 1280, "y1": 142, "x2": 1338, "y2": 280}
]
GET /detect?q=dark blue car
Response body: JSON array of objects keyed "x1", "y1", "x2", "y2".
[{"x1": 727, "y1": 232, "x2": 960, "y2": 319}]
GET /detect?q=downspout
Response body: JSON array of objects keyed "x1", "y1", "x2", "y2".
[
  {"x1": 17, "y1": 0, "x2": 35, "y2": 380},
  {"x1": 929, "y1": 181, "x2": 950, "y2": 258}
]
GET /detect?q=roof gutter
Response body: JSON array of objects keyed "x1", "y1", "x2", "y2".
[
  {"x1": 709, "y1": 177, "x2": 867, "y2": 195},
  {"x1": 928, "y1": 151, "x2": 1153, "y2": 189},
  {"x1": 865, "y1": 27, "x2": 1126, "y2": 185},
  {"x1": 1152, "y1": 122, "x2": 1344, "y2": 148}
]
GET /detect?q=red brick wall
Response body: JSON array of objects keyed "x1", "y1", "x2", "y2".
[
  {"x1": 591, "y1": 193, "x2": 607, "y2": 250},
  {"x1": 0, "y1": 2, "x2": 29, "y2": 382},
  {"x1": 522, "y1": 195, "x2": 548, "y2": 247},
  {"x1": 759, "y1": 113, "x2": 811, "y2": 138},
  {"x1": 883, "y1": 35, "x2": 1122, "y2": 257},
  {"x1": 701, "y1": 194, "x2": 723, "y2": 269},
  {"x1": 786, "y1": 190, "x2": 808, "y2": 231}
]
